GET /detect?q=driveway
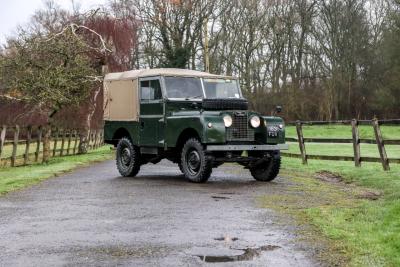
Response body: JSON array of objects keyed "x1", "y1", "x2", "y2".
[{"x1": 0, "y1": 160, "x2": 318, "y2": 266}]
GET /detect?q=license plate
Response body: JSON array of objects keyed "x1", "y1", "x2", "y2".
[{"x1": 268, "y1": 131, "x2": 278, "y2": 137}]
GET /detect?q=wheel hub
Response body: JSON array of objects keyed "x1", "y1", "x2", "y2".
[
  {"x1": 121, "y1": 147, "x2": 131, "y2": 166},
  {"x1": 187, "y1": 150, "x2": 201, "y2": 173}
]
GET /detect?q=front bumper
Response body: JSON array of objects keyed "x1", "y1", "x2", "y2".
[{"x1": 206, "y1": 144, "x2": 289, "y2": 151}]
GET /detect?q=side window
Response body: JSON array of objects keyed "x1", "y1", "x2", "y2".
[
  {"x1": 140, "y1": 79, "x2": 162, "y2": 101},
  {"x1": 151, "y1": 80, "x2": 162, "y2": 100}
]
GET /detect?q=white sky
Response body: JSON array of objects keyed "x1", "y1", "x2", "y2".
[{"x1": 0, "y1": 0, "x2": 105, "y2": 45}]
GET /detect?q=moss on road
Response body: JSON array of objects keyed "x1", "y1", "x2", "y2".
[{"x1": 0, "y1": 146, "x2": 114, "y2": 196}]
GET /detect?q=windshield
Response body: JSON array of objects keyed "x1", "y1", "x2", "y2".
[
  {"x1": 203, "y1": 78, "x2": 241, "y2": 99},
  {"x1": 164, "y1": 77, "x2": 203, "y2": 99}
]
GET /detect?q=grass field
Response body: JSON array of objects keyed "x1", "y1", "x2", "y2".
[
  {"x1": 285, "y1": 125, "x2": 400, "y2": 159},
  {"x1": 286, "y1": 124, "x2": 400, "y2": 140},
  {"x1": 0, "y1": 146, "x2": 113, "y2": 196},
  {"x1": 263, "y1": 125, "x2": 400, "y2": 266}
]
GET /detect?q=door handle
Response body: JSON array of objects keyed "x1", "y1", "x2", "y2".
[{"x1": 140, "y1": 121, "x2": 145, "y2": 129}]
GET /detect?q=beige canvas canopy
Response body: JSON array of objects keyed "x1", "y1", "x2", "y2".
[
  {"x1": 103, "y1": 68, "x2": 235, "y2": 122},
  {"x1": 104, "y1": 68, "x2": 233, "y2": 82}
]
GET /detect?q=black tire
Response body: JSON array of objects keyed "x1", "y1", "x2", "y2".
[
  {"x1": 250, "y1": 151, "x2": 281, "y2": 182},
  {"x1": 116, "y1": 137, "x2": 141, "y2": 177},
  {"x1": 202, "y1": 98, "x2": 248, "y2": 111},
  {"x1": 181, "y1": 138, "x2": 213, "y2": 183}
]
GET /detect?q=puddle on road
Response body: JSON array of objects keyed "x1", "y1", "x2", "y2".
[{"x1": 194, "y1": 245, "x2": 280, "y2": 263}]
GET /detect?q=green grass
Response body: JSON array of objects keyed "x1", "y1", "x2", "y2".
[
  {"x1": 1, "y1": 140, "x2": 80, "y2": 159},
  {"x1": 286, "y1": 142, "x2": 400, "y2": 158},
  {"x1": 283, "y1": 159, "x2": 400, "y2": 267},
  {"x1": 261, "y1": 124, "x2": 400, "y2": 266},
  {"x1": 0, "y1": 146, "x2": 113, "y2": 196},
  {"x1": 285, "y1": 125, "x2": 400, "y2": 159},
  {"x1": 286, "y1": 125, "x2": 400, "y2": 140}
]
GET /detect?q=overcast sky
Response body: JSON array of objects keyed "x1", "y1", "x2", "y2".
[{"x1": 0, "y1": 0, "x2": 105, "y2": 45}]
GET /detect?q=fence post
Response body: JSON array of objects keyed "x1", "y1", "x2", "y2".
[
  {"x1": 24, "y1": 126, "x2": 32, "y2": 165},
  {"x1": 88, "y1": 130, "x2": 92, "y2": 151},
  {"x1": 67, "y1": 130, "x2": 72, "y2": 155},
  {"x1": 42, "y1": 127, "x2": 52, "y2": 163},
  {"x1": 73, "y1": 130, "x2": 79, "y2": 154},
  {"x1": 351, "y1": 119, "x2": 361, "y2": 167},
  {"x1": 296, "y1": 121, "x2": 307, "y2": 164},
  {"x1": 35, "y1": 126, "x2": 43, "y2": 162},
  {"x1": 11, "y1": 125, "x2": 20, "y2": 167},
  {"x1": 372, "y1": 119, "x2": 390, "y2": 171},
  {"x1": 94, "y1": 130, "x2": 99, "y2": 149},
  {"x1": 91, "y1": 130, "x2": 95, "y2": 150},
  {"x1": 100, "y1": 130, "x2": 104, "y2": 146},
  {"x1": 0, "y1": 125, "x2": 6, "y2": 160},
  {"x1": 60, "y1": 129, "x2": 66, "y2": 156},
  {"x1": 53, "y1": 128, "x2": 59, "y2": 157}
]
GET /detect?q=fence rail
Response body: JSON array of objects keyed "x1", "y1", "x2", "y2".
[
  {"x1": 0, "y1": 125, "x2": 104, "y2": 168},
  {"x1": 286, "y1": 119, "x2": 400, "y2": 126},
  {"x1": 283, "y1": 119, "x2": 400, "y2": 171}
]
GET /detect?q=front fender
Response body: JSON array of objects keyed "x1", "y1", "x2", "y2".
[
  {"x1": 166, "y1": 112, "x2": 227, "y2": 147},
  {"x1": 202, "y1": 115, "x2": 226, "y2": 144},
  {"x1": 165, "y1": 115, "x2": 203, "y2": 147}
]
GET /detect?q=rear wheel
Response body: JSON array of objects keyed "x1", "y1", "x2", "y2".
[
  {"x1": 250, "y1": 151, "x2": 281, "y2": 182},
  {"x1": 181, "y1": 138, "x2": 212, "y2": 183},
  {"x1": 116, "y1": 137, "x2": 141, "y2": 177}
]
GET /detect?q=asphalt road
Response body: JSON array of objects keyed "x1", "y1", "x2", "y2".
[{"x1": 0, "y1": 160, "x2": 318, "y2": 266}]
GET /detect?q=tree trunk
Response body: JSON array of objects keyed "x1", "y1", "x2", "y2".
[
  {"x1": 79, "y1": 65, "x2": 108, "y2": 154},
  {"x1": 78, "y1": 132, "x2": 89, "y2": 154}
]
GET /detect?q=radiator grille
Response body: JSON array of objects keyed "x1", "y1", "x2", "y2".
[{"x1": 226, "y1": 113, "x2": 254, "y2": 141}]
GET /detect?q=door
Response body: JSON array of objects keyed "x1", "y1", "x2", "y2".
[{"x1": 139, "y1": 77, "x2": 164, "y2": 147}]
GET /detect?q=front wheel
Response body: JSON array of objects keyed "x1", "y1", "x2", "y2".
[
  {"x1": 181, "y1": 138, "x2": 213, "y2": 183},
  {"x1": 250, "y1": 151, "x2": 281, "y2": 182},
  {"x1": 116, "y1": 137, "x2": 141, "y2": 177}
]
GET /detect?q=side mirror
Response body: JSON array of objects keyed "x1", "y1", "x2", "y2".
[{"x1": 275, "y1": 105, "x2": 282, "y2": 114}]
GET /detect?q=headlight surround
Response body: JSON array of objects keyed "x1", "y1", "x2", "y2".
[
  {"x1": 250, "y1": 116, "x2": 261, "y2": 128},
  {"x1": 223, "y1": 115, "x2": 233, "y2": 127}
]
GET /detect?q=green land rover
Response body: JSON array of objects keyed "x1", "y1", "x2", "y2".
[{"x1": 103, "y1": 68, "x2": 288, "y2": 183}]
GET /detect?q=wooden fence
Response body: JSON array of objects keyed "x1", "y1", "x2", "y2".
[
  {"x1": 0, "y1": 125, "x2": 104, "y2": 168},
  {"x1": 283, "y1": 119, "x2": 400, "y2": 171}
]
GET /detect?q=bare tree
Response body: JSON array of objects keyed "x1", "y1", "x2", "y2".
[{"x1": 135, "y1": 0, "x2": 215, "y2": 68}]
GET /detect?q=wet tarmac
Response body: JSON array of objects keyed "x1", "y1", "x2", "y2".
[{"x1": 0, "y1": 160, "x2": 318, "y2": 266}]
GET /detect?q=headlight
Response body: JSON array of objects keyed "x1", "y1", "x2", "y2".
[
  {"x1": 223, "y1": 115, "x2": 233, "y2": 127},
  {"x1": 250, "y1": 116, "x2": 261, "y2": 128}
]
